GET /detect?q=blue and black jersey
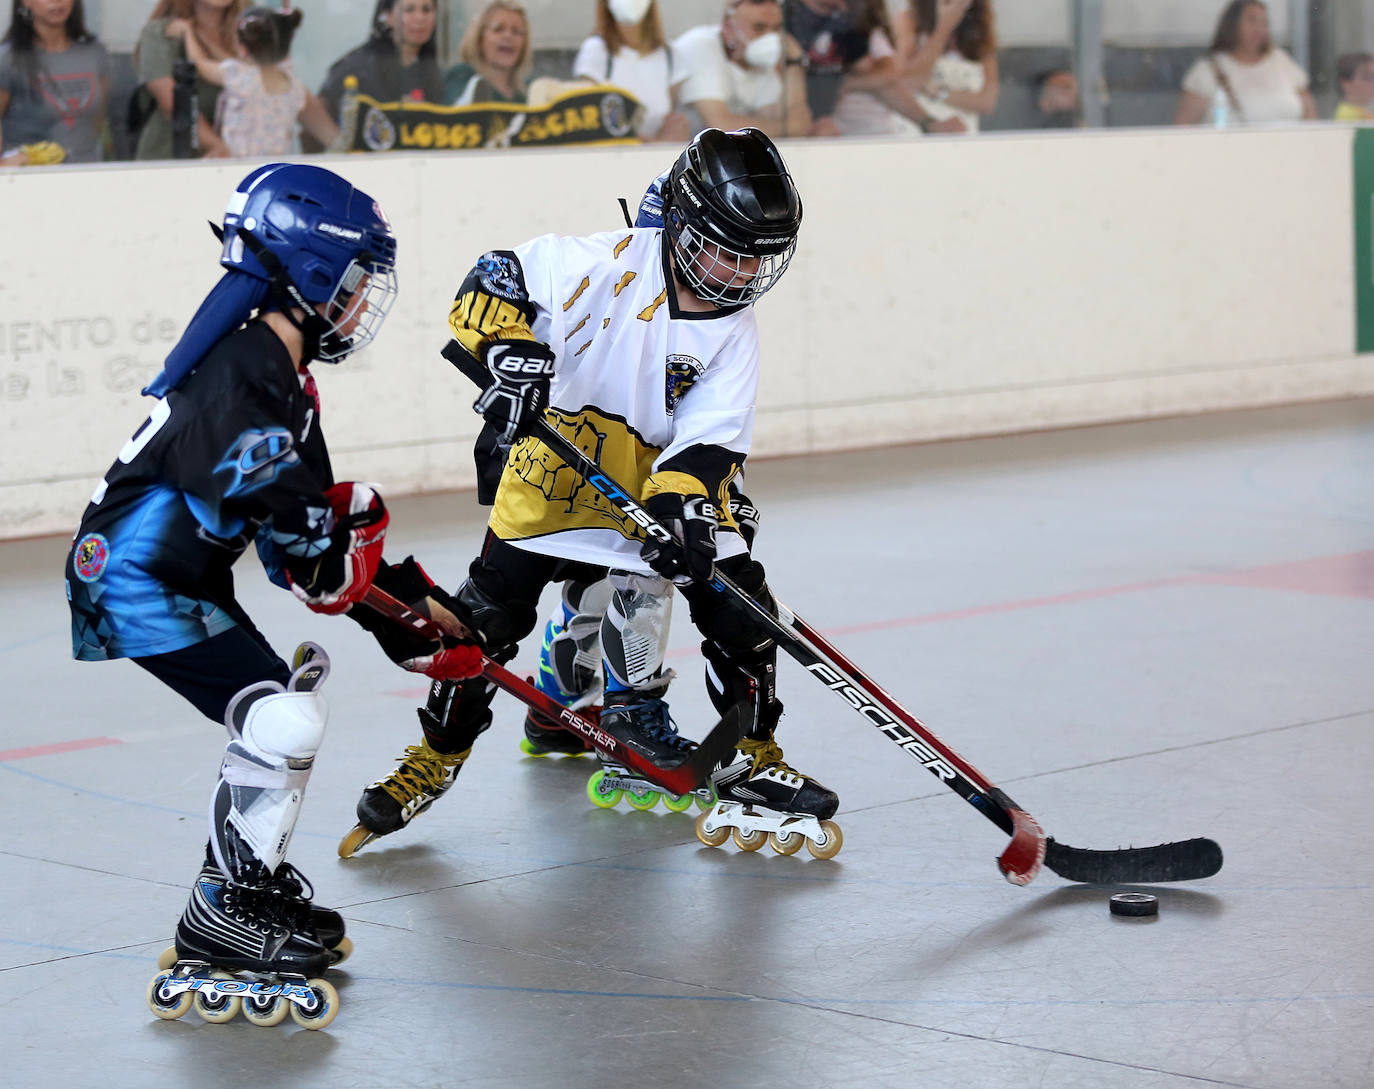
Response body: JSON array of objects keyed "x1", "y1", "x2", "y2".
[{"x1": 66, "y1": 322, "x2": 336, "y2": 662}]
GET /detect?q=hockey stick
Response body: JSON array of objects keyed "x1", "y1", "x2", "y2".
[
  {"x1": 444, "y1": 343, "x2": 1223, "y2": 885},
  {"x1": 361, "y1": 586, "x2": 741, "y2": 796}
]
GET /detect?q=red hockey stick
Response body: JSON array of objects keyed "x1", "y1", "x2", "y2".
[
  {"x1": 445, "y1": 343, "x2": 1223, "y2": 885},
  {"x1": 362, "y1": 586, "x2": 741, "y2": 796}
]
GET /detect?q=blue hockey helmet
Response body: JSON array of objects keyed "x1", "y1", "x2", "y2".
[{"x1": 220, "y1": 162, "x2": 398, "y2": 362}]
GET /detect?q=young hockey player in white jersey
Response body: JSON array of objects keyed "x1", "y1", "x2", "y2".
[{"x1": 349, "y1": 128, "x2": 840, "y2": 852}]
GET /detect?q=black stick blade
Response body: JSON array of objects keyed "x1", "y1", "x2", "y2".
[
  {"x1": 665, "y1": 703, "x2": 746, "y2": 794},
  {"x1": 1043, "y1": 837, "x2": 1223, "y2": 884}
]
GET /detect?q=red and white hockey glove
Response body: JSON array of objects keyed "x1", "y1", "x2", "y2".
[{"x1": 288, "y1": 482, "x2": 389, "y2": 614}]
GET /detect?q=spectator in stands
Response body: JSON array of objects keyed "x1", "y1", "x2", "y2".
[
  {"x1": 573, "y1": 0, "x2": 689, "y2": 141},
  {"x1": 1, "y1": 0, "x2": 109, "y2": 165},
  {"x1": 445, "y1": 0, "x2": 530, "y2": 105},
  {"x1": 784, "y1": 0, "x2": 933, "y2": 137},
  {"x1": 168, "y1": 6, "x2": 339, "y2": 156},
  {"x1": 316, "y1": 0, "x2": 443, "y2": 130},
  {"x1": 894, "y1": 0, "x2": 999, "y2": 135},
  {"x1": 132, "y1": 0, "x2": 240, "y2": 160},
  {"x1": 1334, "y1": 52, "x2": 1374, "y2": 121},
  {"x1": 1174, "y1": 0, "x2": 1315, "y2": 126},
  {"x1": 1034, "y1": 67, "x2": 1078, "y2": 128},
  {"x1": 674, "y1": 0, "x2": 810, "y2": 138}
]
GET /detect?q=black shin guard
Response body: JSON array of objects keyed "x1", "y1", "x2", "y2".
[{"x1": 702, "y1": 639, "x2": 782, "y2": 742}]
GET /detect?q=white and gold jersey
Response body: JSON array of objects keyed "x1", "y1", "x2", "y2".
[{"x1": 449, "y1": 227, "x2": 760, "y2": 571}]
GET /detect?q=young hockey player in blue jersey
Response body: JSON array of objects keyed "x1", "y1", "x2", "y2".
[
  {"x1": 342, "y1": 129, "x2": 842, "y2": 860},
  {"x1": 65, "y1": 163, "x2": 480, "y2": 1027}
]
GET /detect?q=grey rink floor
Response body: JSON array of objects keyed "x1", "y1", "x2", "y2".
[{"x1": 3, "y1": 400, "x2": 1372, "y2": 1089}]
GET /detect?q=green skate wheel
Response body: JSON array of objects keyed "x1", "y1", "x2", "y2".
[
  {"x1": 193, "y1": 972, "x2": 242, "y2": 1023},
  {"x1": 770, "y1": 830, "x2": 805, "y2": 856},
  {"x1": 242, "y1": 990, "x2": 290, "y2": 1027},
  {"x1": 624, "y1": 787, "x2": 660, "y2": 811},
  {"x1": 662, "y1": 792, "x2": 694, "y2": 813},
  {"x1": 694, "y1": 810, "x2": 730, "y2": 848},
  {"x1": 586, "y1": 770, "x2": 623, "y2": 809},
  {"x1": 694, "y1": 786, "x2": 718, "y2": 811},
  {"x1": 518, "y1": 738, "x2": 549, "y2": 758},
  {"x1": 806, "y1": 819, "x2": 844, "y2": 861},
  {"x1": 146, "y1": 972, "x2": 193, "y2": 1020},
  {"x1": 732, "y1": 827, "x2": 767, "y2": 852},
  {"x1": 289, "y1": 978, "x2": 340, "y2": 1030}
]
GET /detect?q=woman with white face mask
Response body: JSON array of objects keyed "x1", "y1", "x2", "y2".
[
  {"x1": 572, "y1": 0, "x2": 690, "y2": 141},
  {"x1": 672, "y1": 0, "x2": 811, "y2": 139}
]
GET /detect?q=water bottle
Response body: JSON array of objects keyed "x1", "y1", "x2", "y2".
[{"x1": 1210, "y1": 86, "x2": 1229, "y2": 128}]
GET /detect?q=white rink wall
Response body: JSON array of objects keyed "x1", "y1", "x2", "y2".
[{"x1": 0, "y1": 125, "x2": 1368, "y2": 540}]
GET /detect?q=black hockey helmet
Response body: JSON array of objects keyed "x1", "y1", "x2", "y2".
[{"x1": 663, "y1": 127, "x2": 802, "y2": 306}]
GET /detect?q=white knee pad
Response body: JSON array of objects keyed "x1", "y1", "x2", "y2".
[
  {"x1": 545, "y1": 577, "x2": 613, "y2": 694},
  {"x1": 603, "y1": 571, "x2": 673, "y2": 690},
  {"x1": 209, "y1": 644, "x2": 329, "y2": 879}
]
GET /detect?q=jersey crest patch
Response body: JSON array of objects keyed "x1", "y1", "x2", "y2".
[
  {"x1": 73, "y1": 533, "x2": 110, "y2": 583},
  {"x1": 476, "y1": 252, "x2": 524, "y2": 300},
  {"x1": 665, "y1": 355, "x2": 704, "y2": 416}
]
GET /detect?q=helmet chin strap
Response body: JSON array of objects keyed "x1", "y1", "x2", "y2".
[{"x1": 217, "y1": 223, "x2": 334, "y2": 362}]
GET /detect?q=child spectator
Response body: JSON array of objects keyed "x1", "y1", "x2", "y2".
[
  {"x1": 573, "y1": 0, "x2": 689, "y2": 141},
  {"x1": 1334, "y1": 52, "x2": 1374, "y2": 121},
  {"x1": 1, "y1": 0, "x2": 110, "y2": 165},
  {"x1": 168, "y1": 6, "x2": 337, "y2": 157},
  {"x1": 1034, "y1": 67, "x2": 1079, "y2": 128},
  {"x1": 445, "y1": 0, "x2": 530, "y2": 105}
]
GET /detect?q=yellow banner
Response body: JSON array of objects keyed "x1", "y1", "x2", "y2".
[{"x1": 340, "y1": 85, "x2": 645, "y2": 151}]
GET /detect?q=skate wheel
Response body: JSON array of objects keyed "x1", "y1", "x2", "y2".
[
  {"x1": 624, "y1": 787, "x2": 660, "y2": 811},
  {"x1": 328, "y1": 935, "x2": 354, "y2": 967},
  {"x1": 289, "y1": 978, "x2": 340, "y2": 1030},
  {"x1": 338, "y1": 823, "x2": 376, "y2": 859},
  {"x1": 694, "y1": 786, "x2": 719, "y2": 812},
  {"x1": 770, "y1": 830, "x2": 805, "y2": 856},
  {"x1": 662, "y1": 792, "x2": 694, "y2": 813},
  {"x1": 586, "y1": 770, "x2": 623, "y2": 809},
  {"x1": 806, "y1": 820, "x2": 844, "y2": 861},
  {"x1": 242, "y1": 990, "x2": 290, "y2": 1028},
  {"x1": 694, "y1": 810, "x2": 730, "y2": 848},
  {"x1": 156, "y1": 945, "x2": 178, "y2": 971},
  {"x1": 146, "y1": 972, "x2": 193, "y2": 1020},
  {"x1": 733, "y1": 827, "x2": 767, "y2": 852},
  {"x1": 194, "y1": 971, "x2": 243, "y2": 1023},
  {"x1": 518, "y1": 738, "x2": 549, "y2": 758}
]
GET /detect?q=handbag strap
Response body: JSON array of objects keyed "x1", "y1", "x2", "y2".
[{"x1": 1208, "y1": 55, "x2": 1245, "y2": 122}]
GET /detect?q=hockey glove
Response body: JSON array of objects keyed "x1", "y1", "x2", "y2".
[
  {"x1": 351, "y1": 557, "x2": 485, "y2": 680},
  {"x1": 472, "y1": 339, "x2": 556, "y2": 445},
  {"x1": 286, "y1": 482, "x2": 389, "y2": 614},
  {"x1": 726, "y1": 486, "x2": 760, "y2": 551},
  {"x1": 640, "y1": 492, "x2": 718, "y2": 585}
]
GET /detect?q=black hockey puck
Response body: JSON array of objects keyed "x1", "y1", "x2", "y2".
[{"x1": 1109, "y1": 892, "x2": 1159, "y2": 917}]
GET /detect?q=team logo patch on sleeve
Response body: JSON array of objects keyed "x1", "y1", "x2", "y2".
[
  {"x1": 665, "y1": 355, "x2": 704, "y2": 416},
  {"x1": 73, "y1": 533, "x2": 110, "y2": 583},
  {"x1": 476, "y1": 252, "x2": 524, "y2": 300}
]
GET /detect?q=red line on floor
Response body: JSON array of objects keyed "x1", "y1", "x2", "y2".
[{"x1": 0, "y1": 736, "x2": 125, "y2": 762}]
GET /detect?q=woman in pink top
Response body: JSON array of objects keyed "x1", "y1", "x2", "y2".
[{"x1": 168, "y1": 5, "x2": 338, "y2": 156}]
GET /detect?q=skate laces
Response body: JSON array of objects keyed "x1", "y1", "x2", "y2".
[
  {"x1": 379, "y1": 741, "x2": 469, "y2": 807},
  {"x1": 625, "y1": 698, "x2": 694, "y2": 753},
  {"x1": 738, "y1": 737, "x2": 804, "y2": 785}
]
